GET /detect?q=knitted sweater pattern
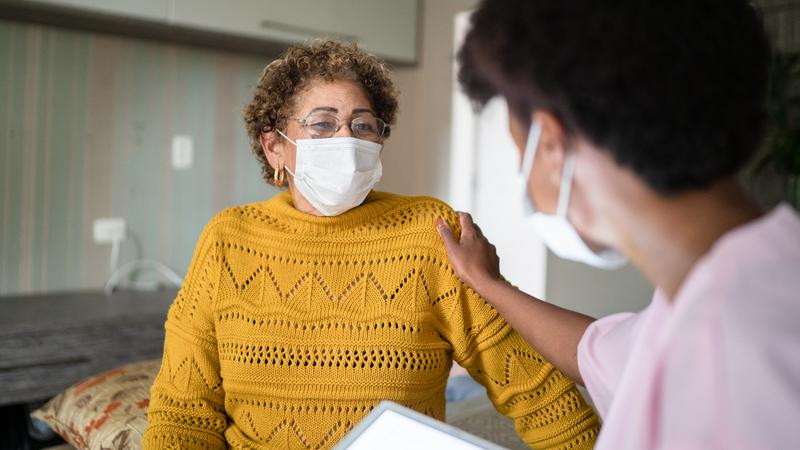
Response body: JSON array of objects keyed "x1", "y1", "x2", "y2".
[{"x1": 142, "y1": 191, "x2": 599, "y2": 449}]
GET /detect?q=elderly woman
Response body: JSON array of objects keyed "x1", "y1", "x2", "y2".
[{"x1": 142, "y1": 40, "x2": 599, "y2": 449}]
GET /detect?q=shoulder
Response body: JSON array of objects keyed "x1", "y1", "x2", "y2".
[
  {"x1": 717, "y1": 204, "x2": 800, "y2": 266},
  {"x1": 371, "y1": 191, "x2": 461, "y2": 230},
  {"x1": 663, "y1": 218, "x2": 800, "y2": 443},
  {"x1": 713, "y1": 206, "x2": 800, "y2": 322},
  {"x1": 194, "y1": 201, "x2": 276, "y2": 246},
  {"x1": 673, "y1": 206, "x2": 800, "y2": 357},
  {"x1": 210, "y1": 203, "x2": 257, "y2": 224}
]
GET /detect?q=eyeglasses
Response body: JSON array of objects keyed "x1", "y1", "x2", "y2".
[{"x1": 289, "y1": 112, "x2": 388, "y2": 142}]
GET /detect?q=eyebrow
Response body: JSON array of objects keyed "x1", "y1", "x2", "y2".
[{"x1": 307, "y1": 106, "x2": 375, "y2": 116}]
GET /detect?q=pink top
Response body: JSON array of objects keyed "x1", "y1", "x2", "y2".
[{"x1": 578, "y1": 204, "x2": 800, "y2": 450}]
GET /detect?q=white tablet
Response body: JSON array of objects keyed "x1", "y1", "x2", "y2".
[{"x1": 333, "y1": 401, "x2": 509, "y2": 450}]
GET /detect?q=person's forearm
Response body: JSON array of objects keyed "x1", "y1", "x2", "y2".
[{"x1": 477, "y1": 278, "x2": 594, "y2": 385}]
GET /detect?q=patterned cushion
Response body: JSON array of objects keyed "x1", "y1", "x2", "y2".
[{"x1": 31, "y1": 360, "x2": 160, "y2": 450}]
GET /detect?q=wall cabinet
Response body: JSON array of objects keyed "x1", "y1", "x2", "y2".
[
  {"x1": 170, "y1": 0, "x2": 418, "y2": 64},
  {"x1": 12, "y1": 0, "x2": 419, "y2": 64},
  {"x1": 22, "y1": 0, "x2": 170, "y2": 22}
]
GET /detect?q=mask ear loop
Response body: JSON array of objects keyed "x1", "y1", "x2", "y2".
[
  {"x1": 273, "y1": 129, "x2": 297, "y2": 179},
  {"x1": 555, "y1": 152, "x2": 576, "y2": 217},
  {"x1": 519, "y1": 122, "x2": 543, "y2": 214},
  {"x1": 275, "y1": 129, "x2": 297, "y2": 145}
]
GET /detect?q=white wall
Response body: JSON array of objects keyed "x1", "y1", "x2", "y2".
[
  {"x1": 378, "y1": 0, "x2": 478, "y2": 199},
  {"x1": 546, "y1": 257, "x2": 652, "y2": 318}
]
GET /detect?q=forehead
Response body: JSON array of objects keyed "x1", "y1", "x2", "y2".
[{"x1": 293, "y1": 78, "x2": 372, "y2": 116}]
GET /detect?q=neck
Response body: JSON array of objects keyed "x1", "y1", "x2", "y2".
[
  {"x1": 287, "y1": 182, "x2": 324, "y2": 216},
  {"x1": 619, "y1": 179, "x2": 762, "y2": 301}
]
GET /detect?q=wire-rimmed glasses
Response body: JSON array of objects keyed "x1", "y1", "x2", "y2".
[{"x1": 290, "y1": 111, "x2": 388, "y2": 142}]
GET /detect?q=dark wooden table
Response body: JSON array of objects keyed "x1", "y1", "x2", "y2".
[{"x1": 0, "y1": 289, "x2": 176, "y2": 406}]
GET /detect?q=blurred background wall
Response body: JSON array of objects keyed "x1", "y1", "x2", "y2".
[
  {"x1": 0, "y1": 0, "x2": 477, "y2": 296},
  {"x1": 1, "y1": 0, "x2": 797, "y2": 320},
  {"x1": 0, "y1": 20, "x2": 275, "y2": 294}
]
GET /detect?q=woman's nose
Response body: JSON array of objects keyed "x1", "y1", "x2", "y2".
[{"x1": 335, "y1": 122, "x2": 354, "y2": 138}]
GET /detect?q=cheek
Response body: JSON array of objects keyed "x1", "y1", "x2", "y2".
[
  {"x1": 282, "y1": 144, "x2": 298, "y2": 170},
  {"x1": 279, "y1": 123, "x2": 301, "y2": 169}
]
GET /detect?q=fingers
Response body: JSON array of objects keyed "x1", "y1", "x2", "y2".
[
  {"x1": 438, "y1": 211, "x2": 486, "y2": 246},
  {"x1": 458, "y1": 211, "x2": 474, "y2": 233},
  {"x1": 458, "y1": 211, "x2": 486, "y2": 237},
  {"x1": 435, "y1": 217, "x2": 458, "y2": 253}
]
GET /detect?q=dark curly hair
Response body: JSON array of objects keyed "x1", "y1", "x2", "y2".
[
  {"x1": 458, "y1": 0, "x2": 771, "y2": 195},
  {"x1": 243, "y1": 40, "x2": 399, "y2": 185}
]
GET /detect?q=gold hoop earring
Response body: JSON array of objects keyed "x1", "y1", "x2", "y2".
[{"x1": 273, "y1": 166, "x2": 285, "y2": 186}]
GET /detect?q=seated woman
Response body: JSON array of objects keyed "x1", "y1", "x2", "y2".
[{"x1": 142, "y1": 40, "x2": 599, "y2": 450}]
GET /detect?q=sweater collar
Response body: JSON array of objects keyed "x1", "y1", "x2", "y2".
[{"x1": 258, "y1": 190, "x2": 404, "y2": 234}]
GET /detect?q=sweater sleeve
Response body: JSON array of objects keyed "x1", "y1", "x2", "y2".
[
  {"x1": 142, "y1": 222, "x2": 228, "y2": 450},
  {"x1": 430, "y1": 214, "x2": 600, "y2": 450}
]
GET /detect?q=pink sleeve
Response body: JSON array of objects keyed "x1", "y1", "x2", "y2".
[{"x1": 577, "y1": 310, "x2": 643, "y2": 418}]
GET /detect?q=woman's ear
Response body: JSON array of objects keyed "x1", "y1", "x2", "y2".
[
  {"x1": 531, "y1": 111, "x2": 568, "y2": 187},
  {"x1": 260, "y1": 131, "x2": 283, "y2": 169},
  {"x1": 521, "y1": 110, "x2": 569, "y2": 214}
]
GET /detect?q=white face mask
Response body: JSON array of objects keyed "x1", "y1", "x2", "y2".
[
  {"x1": 277, "y1": 130, "x2": 383, "y2": 216},
  {"x1": 518, "y1": 122, "x2": 627, "y2": 269}
]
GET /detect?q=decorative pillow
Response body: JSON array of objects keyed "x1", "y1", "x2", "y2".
[{"x1": 31, "y1": 359, "x2": 160, "y2": 450}]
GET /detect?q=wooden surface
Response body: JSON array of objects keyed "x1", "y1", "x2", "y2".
[{"x1": 0, "y1": 289, "x2": 176, "y2": 406}]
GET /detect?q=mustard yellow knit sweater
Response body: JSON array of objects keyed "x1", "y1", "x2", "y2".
[{"x1": 142, "y1": 191, "x2": 599, "y2": 450}]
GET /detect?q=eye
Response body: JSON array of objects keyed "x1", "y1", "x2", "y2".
[
  {"x1": 352, "y1": 116, "x2": 382, "y2": 136},
  {"x1": 352, "y1": 121, "x2": 377, "y2": 133},
  {"x1": 309, "y1": 120, "x2": 338, "y2": 132}
]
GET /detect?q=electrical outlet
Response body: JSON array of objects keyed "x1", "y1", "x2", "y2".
[
  {"x1": 171, "y1": 135, "x2": 194, "y2": 170},
  {"x1": 93, "y1": 218, "x2": 126, "y2": 243}
]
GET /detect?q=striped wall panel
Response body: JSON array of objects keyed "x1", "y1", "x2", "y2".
[{"x1": 0, "y1": 20, "x2": 278, "y2": 296}]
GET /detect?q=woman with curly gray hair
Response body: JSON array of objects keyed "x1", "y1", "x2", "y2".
[{"x1": 142, "y1": 40, "x2": 599, "y2": 450}]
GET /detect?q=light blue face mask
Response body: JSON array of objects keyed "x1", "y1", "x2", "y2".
[{"x1": 518, "y1": 122, "x2": 627, "y2": 270}]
